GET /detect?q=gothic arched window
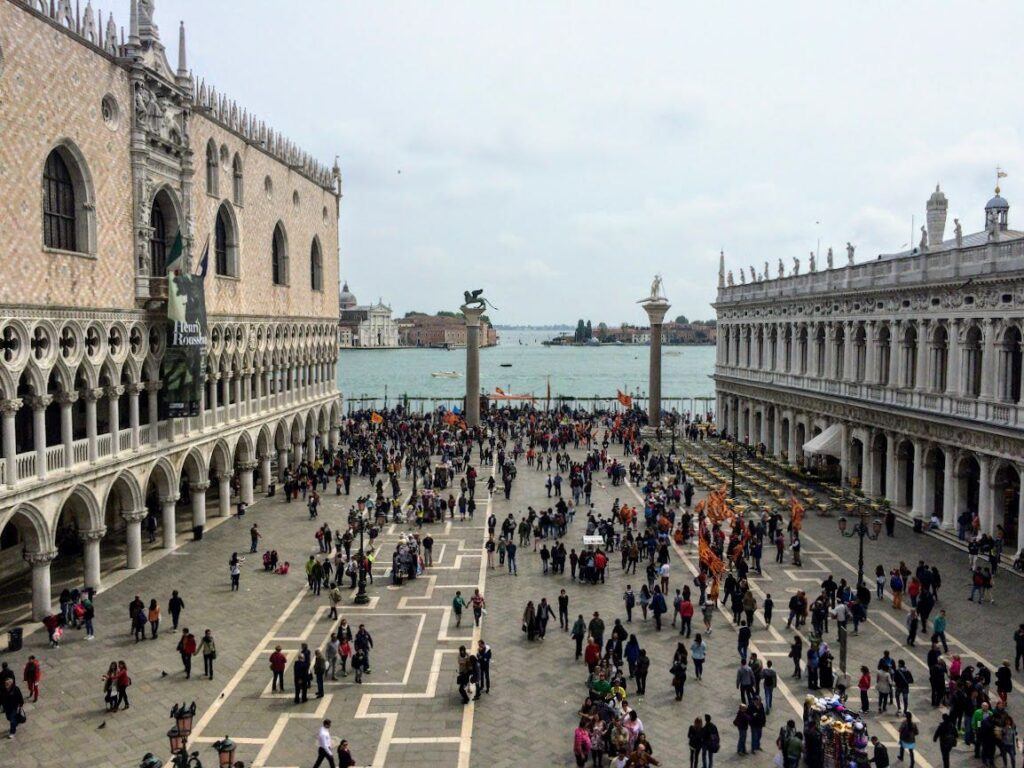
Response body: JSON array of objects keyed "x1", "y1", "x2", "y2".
[
  {"x1": 271, "y1": 222, "x2": 288, "y2": 286},
  {"x1": 215, "y1": 203, "x2": 238, "y2": 277},
  {"x1": 43, "y1": 150, "x2": 77, "y2": 251},
  {"x1": 206, "y1": 139, "x2": 218, "y2": 196},
  {"x1": 310, "y1": 238, "x2": 323, "y2": 291}
]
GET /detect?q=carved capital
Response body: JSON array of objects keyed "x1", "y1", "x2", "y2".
[
  {"x1": 126, "y1": 382, "x2": 145, "y2": 396},
  {"x1": 80, "y1": 527, "x2": 107, "y2": 543},
  {"x1": 208, "y1": 372, "x2": 221, "y2": 382},
  {"x1": 213, "y1": 471, "x2": 232, "y2": 482},
  {"x1": 238, "y1": 461, "x2": 258, "y2": 472},
  {"x1": 0, "y1": 398, "x2": 24, "y2": 416},
  {"x1": 25, "y1": 550, "x2": 58, "y2": 567},
  {"x1": 121, "y1": 509, "x2": 148, "y2": 524},
  {"x1": 56, "y1": 391, "x2": 79, "y2": 406},
  {"x1": 83, "y1": 388, "x2": 105, "y2": 403},
  {"x1": 146, "y1": 380, "x2": 163, "y2": 393},
  {"x1": 258, "y1": 451, "x2": 277, "y2": 462},
  {"x1": 190, "y1": 481, "x2": 211, "y2": 492},
  {"x1": 106, "y1": 385, "x2": 125, "y2": 399},
  {"x1": 159, "y1": 495, "x2": 180, "y2": 506},
  {"x1": 27, "y1": 394, "x2": 53, "y2": 411}
]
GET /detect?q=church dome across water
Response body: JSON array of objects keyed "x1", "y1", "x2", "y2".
[{"x1": 339, "y1": 281, "x2": 358, "y2": 310}]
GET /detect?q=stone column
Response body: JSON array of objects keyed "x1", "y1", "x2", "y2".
[
  {"x1": 161, "y1": 495, "x2": 179, "y2": 549},
  {"x1": 122, "y1": 510, "x2": 146, "y2": 569},
  {"x1": 292, "y1": 438, "x2": 304, "y2": 468},
  {"x1": 892, "y1": 321, "x2": 905, "y2": 389},
  {"x1": 106, "y1": 385, "x2": 123, "y2": 456},
  {"x1": 208, "y1": 372, "x2": 220, "y2": 426},
  {"x1": 27, "y1": 550, "x2": 57, "y2": 620},
  {"x1": 221, "y1": 372, "x2": 232, "y2": 420},
  {"x1": 329, "y1": 426, "x2": 340, "y2": 449},
  {"x1": 787, "y1": 417, "x2": 798, "y2": 464},
  {"x1": 978, "y1": 455, "x2": 993, "y2": 533},
  {"x1": 29, "y1": 395, "x2": 51, "y2": 479},
  {"x1": 642, "y1": 298, "x2": 670, "y2": 428},
  {"x1": 0, "y1": 398, "x2": 19, "y2": 487},
  {"x1": 942, "y1": 450, "x2": 958, "y2": 529},
  {"x1": 980, "y1": 319, "x2": 997, "y2": 399},
  {"x1": 84, "y1": 387, "x2": 101, "y2": 462},
  {"x1": 461, "y1": 304, "x2": 486, "y2": 427},
  {"x1": 863, "y1": 432, "x2": 877, "y2": 496},
  {"x1": 260, "y1": 452, "x2": 274, "y2": 493},
  {"x1": 884, "y1": 432, "x2": 897, "y2": 501},
  {"x1": 239, "y1": 462, "x2": 256, "y2": 505},
  {"x1": 844, "y1": 322, "x2": 856, "y2": 382},
  {"x1": 306, "y1": 432, "x2": 316, "y2": 463},
  {"x1": 865, "y1": 322, "x2": 877, "y2": 384},
  {"x1": 242, "y1": 370, "x2": 252, "y2": 418},
  {"x1": 80, "y1": 527, "x2": 106, "y2": 590},
  {"x1": 911, "y1": 440, "x2": 926, "y2": 519},
  {"x1": 190, "y1": 482, "x2": 209, "y2": 528},
  {"x1": 234, "y1": 375, "x2": 243, "y2": 420},
  {"x1": 278, "y1": 447, "x2": 290, "y2": 479},
  {"x1": 1016, "y1": 465, "x2": 1024, "y2": 556},
  {"x1": 915, "y1": 320, "x2": 930, "y2": 392},
  {"x1": 146, "y1": 381, "x2": 160, "y2": 437},
  {"x1": 254, "y1": 367, "x2": 264, "y2": 413},
  {"x1": 217, "y1": 472, "x2": 232, "y2": 517},
  {"x1": 947, "y1": 321, "x2": 962, "y2": 396},
  {"x1": 127, "y1": 383, "x2": 141, "y2": 450},
  {"x1": 839, "y1": 422, "x2": 850, "y2": 485},
  {"x1": 759, "y1": 407, "x2": 769, "y2": 448},
  {"x1": 772, "y1": 410, "x2": 783, "y2": 457},
  {"x1": 58, "y1": 391, "x2": 77, "y2": 470}
]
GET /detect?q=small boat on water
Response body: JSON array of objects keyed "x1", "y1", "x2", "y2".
[
  {"x1": 431, "y1": 370, "x2": 461, "y2": 378},
  {"x1": 500, "y1": 363, "x2": 512, "y2": 367}
]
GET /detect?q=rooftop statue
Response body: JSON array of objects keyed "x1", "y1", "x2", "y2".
[
  {"x1": 919, "y1": 225, "x2": 928, "y2": 252},
  {"x1": 462, "y1": 289, "x2": 498, "y2": 310},
  {"x1": 954, "y1": 219, "x2": 963, "y2": 248},
  {"x1": 846, "y1": 242, "x2": 855, "y2": 265},
  {"x1": 809, "y1": 251, "x2": 816, "y2": 273},
  {"x1": 727, "y1": 271, "x2": 735, "y2": 286},
  {"x1": 793, "y1": 256, "x2": 801, "y2": 275},
  {"x1": 826, "y1": 247, "x2": 833, "y2": 269},
  {"x1": 778, "y1": 258, "x2": 785, "y2": 278}
]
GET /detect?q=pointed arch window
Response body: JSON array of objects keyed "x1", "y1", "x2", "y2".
[
  {"x1": 149, "y1": 203, "x2": 167, "y2": 276},
  {"x1": 206, "y1": 139, "x2": 218, "y2": 196},
  {"x1": 310, "y1": 238, "x2": 323, "y2": 291},
  {"x1": 271, "y1": 223, "x2": 288, "y2": 286},
  {"x1": 215, "y1": 203, "x2": 238, "y2": 277},
  {"x1": 43, "y1": 150, "x2": 77, "y2": 251}
]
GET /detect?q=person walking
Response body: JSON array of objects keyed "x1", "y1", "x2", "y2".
[
  {"x1": 0, "y1": 677, "x2": 24, "y2": 738},
  {"x1": 313, "y1": 650, "x2": 327, "y2": 698},
  {"x1": 337, "y1": 739, "x2": 355, "y2": 768},
  {"x1": 571, "y1": 614, "x2": 586, "y2": 660},
  {"x1": 294, "y1": 654, "x2": 310, "y2": 703},
  {"x1": 313, "y1": 719, "x2": 336, "y2": 768},
  {"x1": 21, "y1": 657, "x2": 40, "y2": 704},
  {"x1": 476, "y1": 640, "x2": 492, "y2": 694},
  {"x1": 897, "y1": 712, "x2": 918, "y2": 767},
  {"x1": 893, "y1": 660, "x2": 913, "y2": 714},
  {"x1": 452, "y1": 591, "x2": 467, "y2": 628},
  {"x1": 270, "y1": 645, "x2": 287, "y2": 692},
  {"x1": 932, "y1": 713, "x2": 957, "y2": 768},
  {"x1": 471, "y1": 589, "x2": 486, "y2": 627},
  {"x1": 869, "y1": 736, "x2": 890, "y2": 768},
  {"x1": 857, "y1": 665, "x2": 871, "y2": 713},
  {"x1": 230, "y1": 553, "x2": 244, "y2": 592},
  {"x1": 169, "y1": 590, "x2": 185, "y2": 630},
  {"x1": 691, "y1": 634, "x2": 707, "y2": 680},
  {"x1": 198, "y1": 629, "x2": 216, "y2": 680},
  {"x1": 113, "y1": 660, "x2": 131, "y2": 711},
  {"x1": 789, "y1": 635, "x2": 803, "y2": 678},
  {"x1": 762, "y1": 660, "x2": 777, "y2": 713},
  {"x1": 635, "y1": 648, "x2": 650, "y2": 696},
  {"x1": 733, "y1": 704, "x2": 751, "y2": 755},
  {"x1": 687, "y1": 718, "x2": 703, "y2": 768},
  {"x1": 147, "y1": 599, "x2": 160, "y2": 639},
  {"x1": 701, "y1": 714, "x2": 720, "y2": 767},
  {"x1": 573, "y1": 718, "x2": 592, "y2": 767},
  {"x1": 558, "y1": 589, "x2": 569, "y2": 631},
  {"x1": 177, "y1": 628, "x2": 197, "y2": 679},
  {"x1": 355, "y1": 624, "x2": 373, "y2": 673}
]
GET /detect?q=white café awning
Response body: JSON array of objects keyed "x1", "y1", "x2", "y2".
[{"x1": 802, "y1": 423, "x2": 843, "y2": 458}]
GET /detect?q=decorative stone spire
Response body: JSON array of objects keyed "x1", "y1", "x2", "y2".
[
  {"x1": 926, "y1": 184, "x2": 948, "y2": 249},
  {"x1": 128, "y1": 0, "x2": 139, "y2": 47},
  {"x1": 176, "y1": 21, "x2": 187, "y2": 78},
  {"x1": 718, "y1": 250, "x2": 725, "y2": 288}
]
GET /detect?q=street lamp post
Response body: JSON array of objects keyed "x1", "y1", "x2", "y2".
[
  {"x1": 837, "y1": 508, "x2": 882, "y2": 590},
  {"x1": 670, "y1": 413, "x2": 678, "y2": 457},
  {"x1": 166, "y1": 702, "x2": 202, "y2": 768}
]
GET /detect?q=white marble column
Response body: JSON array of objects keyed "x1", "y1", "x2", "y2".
[
  {"x1": 772, "y1": 411, "x2": 783, "y2": 457},
  {"x1": 787, "y1": 417, "x2": 798, "y2": 464},
  {"x1": 942, "y1": 450, "x2": 957, "y2": 529},
  {"x1": 147, "y1": 381, "x2": 160, "y2": 437},
  {"x1": 865, "y1": 322, "x2": 877, "y2": 384},
  {"x1": 915, "y1": 321, "x2": 930, "y2": 392},
  {"x1": 278, "y1": 447, "x2": 290, "y2": 479},
  {"x1": 239, "y1": 462, "x2": 256, "y2": 505},
  {"x1": 947, "y1": 321, "x2": 962, "y2": 396},
  {"x1": 161, "y1": 496, "x2": 179, "y2": 548},
  {"x1": 30, "y1": 394, "x2": 51, "y2": 479},
  {"x1": 128, "y1": 383, "x2": 141, "y2": 450},
  {"x1": 28, "y1": 550, "x2": 57, "y2": 620},
  {"x1": 1016, "y1": 466, "x2": 1024, "y2": 556},
  {"x1": 106, "y1": 385, "x2": 123, "y2": 456},
  {"x1": 221, "y1": 372, "x2": 232, "y2": 421},
  {"x1": 980, "y1": 320, "x2": 997, "y2": 399},
  {"x1": 254, "y1": 367, "x2": 264, "y2": 413},
  {"x1": 80, "y1": 527, "x2": 106, "y2": 590},
  {"x1": 209, "y1": 372, "x2": 220, "y2": 426},
  {"x1": 911, "y1": 439, "x2": 925, "y2": 519},
  {"x1": 242, "y1": 371, "x2": 252, "y2": 418},
  {"x1": 260, "y1": 453, "x2": 274, "y2": 492},
  {"x1": 122, "y1": 510, "x2": 146, "y2": 569},
  {"x1": 58, "y1": 391, "x2": 76, "y2": 470},
  {"x1": 839, "y1": 422, "x2": 850, "y2": 485},
  {"x1": 0, "y1": 398, "x2": 19, "y2": 487},
  {"x1": 190, "y1": 482, "x2": 209, "y2": 527},
  {"x1": 884, "y1": 432, "x2": 897, "y2": 501},
  {"x1": 217, "y1": 472, "x2": 232, "y2": 517},
  {"x1": 978, "y1": 455, "x2": 993, "y2": 533},
  {"x1": 843, "y1": 322, "x2": 856, "y2": 382},
  {"x1": 85, "y1": 387, "x2": 101, "y2": 462},
  {"x1": 863, "y1": 433, "x2": 877, "y2": 496}
]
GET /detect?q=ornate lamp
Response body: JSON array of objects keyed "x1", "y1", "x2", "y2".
[
  {"x1": 212, "y1": 737, "x2": 237, "y2": 767},
  {"x1": 140, "y1": 754, "x2": 164, "y2": 768}
]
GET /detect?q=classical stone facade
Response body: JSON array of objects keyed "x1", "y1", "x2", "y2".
[
  {"x1": 338, "y1": 283, "x2": 400, "y2": 348},
  {"x1": 0, "y1": 0, "x2": 343, "y2": 618},
  {"x1": 714, "y1": 185, "x2": 1024, "y2": 553}
]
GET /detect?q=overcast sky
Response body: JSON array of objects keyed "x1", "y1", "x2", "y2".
[{"x1": 140, "y1": 1, "x2": 1024, "y2": 325}]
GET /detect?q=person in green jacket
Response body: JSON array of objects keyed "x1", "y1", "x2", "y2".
[
  {"x1": 784, "y1": 731, "x2": 803, "y2": 768},
  {"x1": 932, "y1": 610, "x2": 948, "y2": 653},
  {"x1": 452, "y1": 591, "x2": 467, "y2": 628}
]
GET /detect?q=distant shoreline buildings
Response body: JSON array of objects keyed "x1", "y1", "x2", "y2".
[
  {"x1": 545, "y1": 320, "x2": 717, "y2": 346},
  {"x1": 338, "y1": 282, "x2": 400, "y2": 348}
]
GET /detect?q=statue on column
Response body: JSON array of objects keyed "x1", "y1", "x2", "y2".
[
  {"x1": 648, "y1": 274, "x2": 664, "y2": 300},
  {"x1": 919, "y1": 225, "x2": 928, "y2": 252},
  {"x1": 809, "y1": 251, "x2": 816, "y2": 273},
  {"x1": 727, "y1": 270, "x2": 735, "y2": 286},
  {"x1": 954, "y1": 219, "x2": 963, "y2": 248},
  {"x1": 462, "y1": 289, "x2": 498, "y2": 310},
  {"x1": 846, "y1": 242, "x2": 855, "y2": 265},
  {"x1": 778, "y1": 258, "x2": 785, "y2": 278},
  {"x1": 793, "y1": 256, "x2": 801, "y2": 275}
]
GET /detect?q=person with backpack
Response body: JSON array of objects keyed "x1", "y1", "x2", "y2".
[
  {"x1": 198, "y1": 629, "x2": 216, "y2": 680},
  {"x1": 451, "y1": 591, "x2": 467, "y2": 628},
  {"x1": 701, "y1": 713, "x2": 720, "y2": 765},
  {"x1": 893, "y1": 660, "x2": 914, "y2": 714}
]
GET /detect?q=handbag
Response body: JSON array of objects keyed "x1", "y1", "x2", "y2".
[{"x1": 16, "y1": 707, "x2": 26, "y2": 724}]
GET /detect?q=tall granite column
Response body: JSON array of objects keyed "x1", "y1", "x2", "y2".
[
  {"x1": 641, "y1": 298, "x2": 670, "y2": 428},
  {"x1": 462, "y1": 305, "x2": 485, "y2": 428}
]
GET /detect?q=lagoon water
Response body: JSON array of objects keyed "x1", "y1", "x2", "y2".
[{"x1": 336, "y1": 329, "x2": 716, "y2": 406}]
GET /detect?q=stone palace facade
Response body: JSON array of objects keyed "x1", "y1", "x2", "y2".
[
  {"x1": 0, "y1": 0, "x2": 342, "y2": 618},
  {"x1": 714, "y1": 185, "x2": 1024, "y2": 553}
]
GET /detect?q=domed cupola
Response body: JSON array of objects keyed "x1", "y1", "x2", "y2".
[{"x1": 339, "y1": 282, "x2": 358, "y2": 311}]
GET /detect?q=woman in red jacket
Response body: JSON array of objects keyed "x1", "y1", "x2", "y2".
[
  {"x1": 857, "y1": 665, "x2": 872, "y2": 714},
  {"x1": 22, "y1": 657, "x2": 40, "y2": 703}
]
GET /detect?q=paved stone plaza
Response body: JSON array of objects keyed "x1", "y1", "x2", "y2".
[{"x1": 3, "y1": 437, "x2": 1023, "y2": 767}]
